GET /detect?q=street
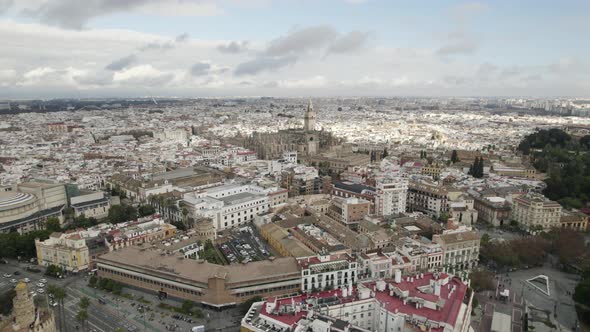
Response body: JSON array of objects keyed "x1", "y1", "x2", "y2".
[{"x1": 1, "y1": 258, "x2": 242, "y2": 332}]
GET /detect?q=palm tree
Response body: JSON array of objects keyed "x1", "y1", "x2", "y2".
[
  {"x1": 47, "y1": 285, "x2": 67, "y2": 332},
  {"x1": 79, "y1": 296, "x2": 90, "y2": 310},
  {"x1": 76, "y1": 309, "x2": 88, "y2": 332}
]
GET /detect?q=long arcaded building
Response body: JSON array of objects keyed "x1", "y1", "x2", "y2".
[{"x1": 95, "y1": 245, "x2": 301, "y2": 307}]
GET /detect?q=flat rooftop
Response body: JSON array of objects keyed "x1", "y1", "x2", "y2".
[{"x1": 97, "y1": 246, "x2": 300, "y2": 286}]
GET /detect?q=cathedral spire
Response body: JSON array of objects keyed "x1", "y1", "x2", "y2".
[{"x1": 304, "y1": 97, "x2": 316, "y2": 131}]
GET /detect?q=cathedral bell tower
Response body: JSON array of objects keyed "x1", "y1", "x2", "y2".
[{"x1": 303, "y1": 98, "x2": 316, "y2": 132}]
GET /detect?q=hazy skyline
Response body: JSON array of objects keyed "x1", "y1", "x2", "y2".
[{"x1": 0, "y1": 0, "x2": 589, "y2": 98}]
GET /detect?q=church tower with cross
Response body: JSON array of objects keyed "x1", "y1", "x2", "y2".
[{"x1": 303, "y1": 98, "x2": 316, "y2": 131}]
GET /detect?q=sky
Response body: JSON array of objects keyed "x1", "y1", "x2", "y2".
[{"x1": 0, "y1": 0, "x2": 589, "y2": 99}]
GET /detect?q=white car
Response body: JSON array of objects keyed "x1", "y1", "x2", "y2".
[
  {"x1": 37, "y1": 288, "x2": 45, "y2": 294},
  {"x1": 3, "y1": 273, "x2": 11, "y2": 278},
  {"x1": 39, "y1": 278, "x2": 47, "y2": 283},
  {"x1": 29, "y1": 292, "x2": 37, "y2": 297},
  {"x1": 23, "y1": 278, "x2": 31, "y2": 283},
  {"x1": 10, "y1": 279, "x2": 17, "y2": 283},
  {"x1": 36, "y1": 282, "x2": 45, "y2": 288}
]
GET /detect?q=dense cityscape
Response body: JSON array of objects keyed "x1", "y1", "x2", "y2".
[{"x1": 1, "y1": 1, "x2": 590, "y2": 332}]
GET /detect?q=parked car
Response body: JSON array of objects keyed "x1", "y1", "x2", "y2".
[
  {"x1": 10, "y1": 279, "x2": 17, "y2": 283},
  {"x1": 3, "y1": 273, "x2": 11, "y2": 278},
  {"x1": 37, "y1": 288, "x2": 45, "y2": 293},
  {"x1": 36, "y1": 282, "x2": 45, "y2": 288},
  {"x1": 23, "y1": 278, "x2": 31, "y2": 283}
]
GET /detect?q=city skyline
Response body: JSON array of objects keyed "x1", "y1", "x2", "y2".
[{"x1": 0, "y1": 0, "x2": 589, "y2": 98}]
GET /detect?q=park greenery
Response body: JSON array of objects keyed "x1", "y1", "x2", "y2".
[
  {"x1": 518, "y1": 128, "x2": 590, "y2": 209},
  {"x1": 480, "y1": 229, "x2": 586, "y2": 270},
  {"x1": 197, "y1": 240, "x2": 225, "y2": 264},
  {"x1": 0, "y1": 229, "x2": 52, "y2": 259}
]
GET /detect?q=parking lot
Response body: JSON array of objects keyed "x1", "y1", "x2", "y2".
[{"x1": 218, "y1": 225, "x2": 272, "y2": 264}]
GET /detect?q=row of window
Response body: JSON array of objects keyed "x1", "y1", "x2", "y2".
[{"x1": 98, "y1": 266, "x2": 203, "y2": 296}]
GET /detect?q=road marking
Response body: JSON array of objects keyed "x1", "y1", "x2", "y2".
[{"x1": 63, "y1": 304, "x2": 106, "y2": 332}]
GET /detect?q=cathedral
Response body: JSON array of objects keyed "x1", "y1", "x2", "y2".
[
  {"x1": 245, "y1": 99, "x2": 338, "y2": 160},
  {"x1": 0, "y1": 282, "x2": 56, "y2": 332}
]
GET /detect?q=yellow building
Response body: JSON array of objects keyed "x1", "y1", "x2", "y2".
[{"x1": 35, "y1": 231, "x2": 89, "y2": 272}]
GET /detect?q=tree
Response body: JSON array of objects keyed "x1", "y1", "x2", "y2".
[
  {"x1": 108, "y1": 204, "x2": 138, "y2": 224},
  {"x1": 181, "y1": 300, "x2": 195, "y2": 314},
  {"x1": 138, "y1": 204, "x2": 156, "y2": 217},
  {"x1": 79, "y1": 296, "x2": 90, "y2": 310},
  {"x1": 480, "y1": 233, "x2": 491, "y2": 245},
  {"x1": 88, "y1": 275, "x2": 98, "y2": 288},
  {"x1": 451, "y1": 150, "x2": 459, "y2": 163},
  {"x1": 48, "y1": 285, "x2": 67, "y2": 332},
  {"x1": 45, "y1": 217, "x2": 61, "y2": 232},
  {"x1": 76, "y1": 309, "x2": 88, "y2": 332},
  {"x1": 240, "y1": 296, "x2": 263, "y2": 315}
]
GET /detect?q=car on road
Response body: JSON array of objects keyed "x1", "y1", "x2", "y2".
[
  {"x1": 10, "y1": 279, "x2": 17, "y2": 283},
  {"x1": 13, "y1": 271, "x2": 20, "y2": 276},
  {"x1": 36, "y1": 282, "x2": 45, "y2": 287},
  {"x1": 3, "y1": 273, "x2": 12, "y2": 278},
  {"x1": 29, "y1": 291, "x2": 36, "y2": 297},
  {"x1": 37, "y1": 288, "x2": 45, "y2": 293},
  {"x1": 23, "y1": 278, "x2": 31, "y2": 283},
  {"x1": 39, "y1": 278, "x2": 47, "y2": 283}
]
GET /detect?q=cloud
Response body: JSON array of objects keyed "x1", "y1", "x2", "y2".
[
  {"x1": 437, "y1": 32, "x2": 478, "y2": 56},
  {"x1": 234, "y1": 55, "x2": 297, "y2": 76},
  {"x1": 113, "y1": 64, "x2": 175, "y2": 86},
  {"x1": 73, "y1": 70, "x2": 114, "y2": 86},
  {"x1": 190, "y1": 61, "x2": 212, "y2": 76},
  {"x1": 449, "y1": 2, "x2": 488, "y2": 23},
  {"x1": 328, "y1": 31, "x2": 370, "y2": 54},
  {"x1": 175, "y1": 33, "x2": 189, "y2": 43},
  {"x1": 217, "y1": 41, "x2": 249, "y2": 54},
  {"x1": 105, "y1": 54, "x2": 138, "y2": 71},
  {"x1": 0, "y1": 0, "x2": 13, "y2": 13},
  {"x1": 265, "y1": 25, "x2": 338, "y2": 56},
  {"x1": 0, "y1": 68, "x2": 17, "y2": 87},
  {"x1": 476, "y1": 62, "x2": 497, "y2": 81},
  {"x1": 19, "y1": 0, "x2": 223, "y2": 29},
  {"x1": 139, "y1": 40, "x2": 175, "y2": 52}
]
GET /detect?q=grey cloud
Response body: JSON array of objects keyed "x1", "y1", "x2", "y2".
[
  {"x1": 105, "y1": 54, "x2": 138, "y2": 71},
  {"x1": 522, "y1": 74, "x2": 542, "y2": 82},
  {"x1": 190, "y1": 62, "x2": 212, "y2": 76},
  {"x1": 22, "y1": 0, "x2": 155, "y2": 29},
  {"x1": 328, "y1": 31, "x2": 370, "y2": 54},
  {"x1": 74, "y1": 71, "x2": 114, "y2": 86},
  {"x1": 117, "y1": 72, "x2": 175, "y2": 87},
  {"x1": 175, "y1": 33, "x2": 189, "y2": 43},
  {"x1": 139, "y1": 41, "x2": 175, "y2": 52},
  {"x1": 476, "y1": 62, "x2": 497, "y2": 81},
  {"x1": 217, "y1": 41, "x2": 249, "y2": 54},
  {"x1": 437, "y1": 37, "x2": 478, "y2": 56},
  {"x1": 234, "y1": 55, "x2": 297, "y2": 76},
  {"x1": 443, "y1": 75, "x2": 469, "y2": 85},
  {"x1": 261, "y1": 81, "x2": 279, "y2": 88},
  {"x1": 500, "y1": 66, "x2": 522, "y2": 79},
  {"x1": 265, "y1": 25, "x2": 338, "y2": 56},
  {"x1": 0, "y1": 0, "x2": 13, "y2": 13}
]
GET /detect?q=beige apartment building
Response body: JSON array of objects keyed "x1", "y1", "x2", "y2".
[
  {"x1": 35, "y1": 232, "x2": 90, "y2": 272},
  {"x1": 512, "y1": 193, "x2": 562, "y2": 232},
  {"x1": 433, "y1": 227, "x2": 480, "y2": 275},
  {"x1": 327, "y1": 197, "x2": 371, "y2": 227},
  {"x1": 559, "y1": 210, "x2": 588, "y2": 232}
]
